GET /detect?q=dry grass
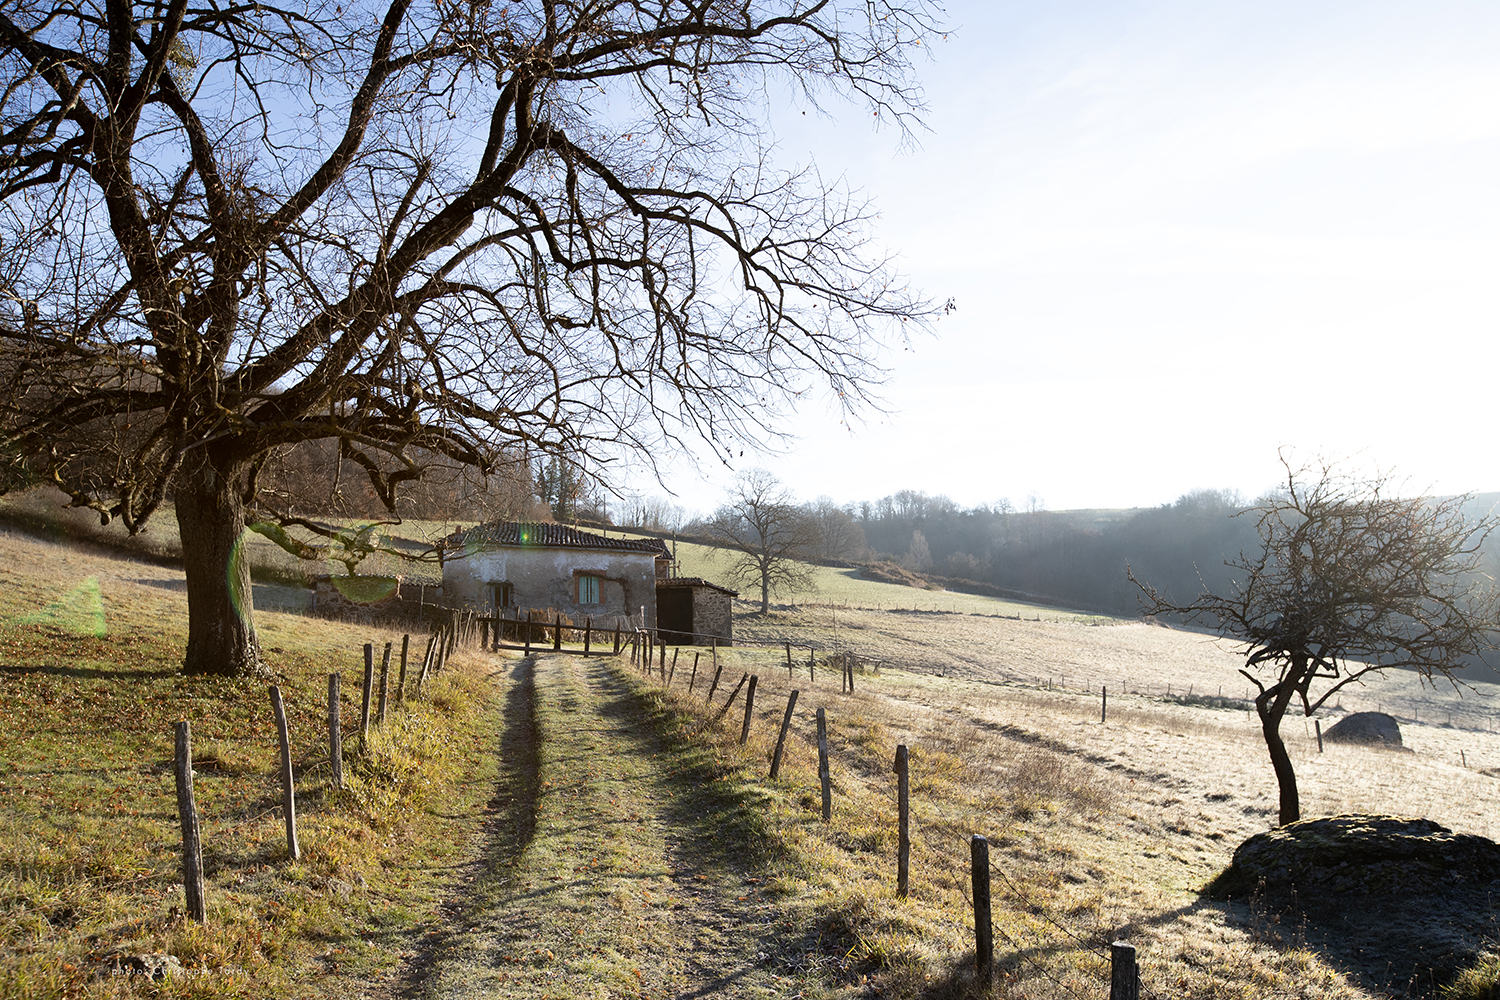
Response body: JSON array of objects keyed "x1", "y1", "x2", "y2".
[
  {"x1": 0, "y1": 526, "x2": 507, "y2": 999},
  {"x1": 633, "y1": 625, "x2": 1500, "y2": 999}
]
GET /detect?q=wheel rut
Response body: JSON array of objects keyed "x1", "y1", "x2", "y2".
[{"x1": 406, "y1": 654, "x2": 791, "y2": 999}]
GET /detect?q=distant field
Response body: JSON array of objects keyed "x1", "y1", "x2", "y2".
[{"x1": 640, "y1": 532, "x2": 1105, "y2": 619}]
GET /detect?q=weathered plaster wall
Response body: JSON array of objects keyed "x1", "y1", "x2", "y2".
[{"x1": 443, "y1": 548, "x2": 657, "y2": 626}]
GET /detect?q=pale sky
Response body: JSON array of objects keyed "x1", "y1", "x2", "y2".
[{"x1": 641, "y1": 0, "x2": 1500, "y2": 517}]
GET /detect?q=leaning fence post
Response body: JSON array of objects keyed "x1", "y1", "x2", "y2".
[
  {"x1": 689, "y1": 652, "x2": 700, "y2": 692},
  {"x1": 396, "y1": 634, "x2": 410, "y2": 703},
  {"x1": 376, "y1": 641, "x2": 392, "y2": 728},
  {"x1": 817, "y1": 707, "x2": 831, "y2": 822},
  {"x1": 174, "y1": 721, "x2": 207, "y2": 923},
  {"x1": 770, "y1": 690, "x2": 799, "y2": 779},
  {"x1": 1316, "y1": 719, "x2": 1324, "y2": 753},
  {"x1": 269, "y1": 686, "x2": 300, "y2": 861},
  {"x1": 360, "y1": 643, "x2": 374, "y2": 747},
  {"x1": 1110, "y1": 941, "x2": 1140, "y2": 1000},
  {"x1": 327, "y1": 673, "x2": 343, "y2": 790},
  {"x1": 894, "y1": 744, "x2": 910, "y2": 899},
  {"x1": 972, "y1": 834, "x2": 993, "y2": 981},
  {"x1": 739, "y1": 675, "x2": 758, "y2": 745},
  {"x1": 706, "y1": 661, "x2": 725, "y2": 704}
]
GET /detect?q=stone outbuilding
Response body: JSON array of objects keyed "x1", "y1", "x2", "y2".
[
  {"x1": 442, "y1": 521, "x2": 670, "y2": 627},
  {"x1": 656, "y1": 577, "x2": 737, "y2": 646}
]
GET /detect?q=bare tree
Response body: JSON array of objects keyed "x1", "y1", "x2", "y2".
[
  {"x1": 804, "y1": 495, "x2": 868, "y2": 561},
  {"x1": 0, "y1": 0, "x2": 942, "y2": 675},
  {"x1": 1132, "y1": 455, "x2": 1500, "y2": 825},
  {"x1": 710, "y1": 469, "x2": 816, "y2": 614}
]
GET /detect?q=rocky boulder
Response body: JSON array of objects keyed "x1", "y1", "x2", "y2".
[
  {"x1": 1323, "y1": 711, "x2": 1403, "y2": 746},
  {"x1": 1207, "y1": 814, "x2": 1500, "y2": 900}
]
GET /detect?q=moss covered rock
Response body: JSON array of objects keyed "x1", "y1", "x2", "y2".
[{"x1": 1207, "y1": 814, "x2": 1500, "y2": 900}]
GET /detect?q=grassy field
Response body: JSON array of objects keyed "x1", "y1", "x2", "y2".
[
  {"x1": 0, "y1": 525, "x2": 507, "y2": 999},
  {"x1": 6, "y1": 517, "x2": 1500, "y2": 998}
]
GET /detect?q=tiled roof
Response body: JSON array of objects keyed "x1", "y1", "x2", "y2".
[
  {"x1": 657, "y1": 577, "x2": 738, "y2": 596},
  {"x1": 448, "y1": 521, "x2": 669, "y2": 556}
]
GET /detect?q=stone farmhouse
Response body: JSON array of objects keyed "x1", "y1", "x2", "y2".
[{"x1": 440, "y1": 521, "x2": 736, "y2": 645}]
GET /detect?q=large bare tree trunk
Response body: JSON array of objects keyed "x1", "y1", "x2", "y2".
[{"x1": 176, "y1": 456, "x2": 264, "y2": 677}]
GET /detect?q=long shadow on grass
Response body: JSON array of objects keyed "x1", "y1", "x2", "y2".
[
  {"x1": 389, "y1": 655, "x2": 540, "y2": 1000},
  {"x1": 586, "y1": 658, "x2": 779, "y2": 874}
]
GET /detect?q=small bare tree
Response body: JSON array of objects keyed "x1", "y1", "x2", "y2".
[
  {"x1": 710, "y1": 469, "x2": 816, "y2": 614},
  {"x1": 1132, "y1": 455, "x2": 1500, "y2": 825}
]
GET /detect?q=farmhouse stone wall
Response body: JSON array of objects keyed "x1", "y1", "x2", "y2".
[
  {"x1": 310, "y1": 575, "x2": 453, "y2": 626},
  {"x1": 442, "y1": 547, "x2": 657, "y2": 628}
]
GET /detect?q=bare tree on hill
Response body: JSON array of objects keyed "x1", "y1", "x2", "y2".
[
  {"x1": 1132, "y1": 455, "x2": 1500, "y2": 825},
  {"x1": 0, "y1": 0, "x2": 942, "y2": 675},
  {"x1": 709, "y1": 470, "x2": 817, "y2": 614}
]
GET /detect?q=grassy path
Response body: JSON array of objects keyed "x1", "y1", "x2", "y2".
[{"x1": 413, "y1": 653, "x2": 794, "y2": 1000}]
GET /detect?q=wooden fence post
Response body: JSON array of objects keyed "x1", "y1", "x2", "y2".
[
  {"x1": 553, "y1": 613, "x2": 562, "y2": 652},
  {"x1": 817, "y1": 707, "x2": 831, "y2": 822},
  {"x1": 848, "y1": 660, "x2": 855, "y2": 694},
  {"x1": 327, "y1": 674, "x2": 343, "y2": 790},
  {"x1": 689, "y1": 652, "x2": 700, "y2": 692},
  {"x1": 614, "y1": 623, "x2": 622, "y2": 655},
  {"x1": 669, "y1": 648, "x2": 679, "y2": 686},
  {"x1": 396, "y1": 635, "x2": 410, "y2": 703},
  {"x1": 894, "y1": 744, "x2": 909, "y2": 899},
  {"x1": 739, "y1": 675, "x2": 758, "y2": 745},
  {"x1": 360, "y1": 643, "x2": 374, "y2": 747},
  {"x1": 1101, "y1": 685, "x2": 1107, "y2": 724},
  {"x1": 269, "y1": 686, "x2": 300, "y2": 861},
  {"x1": 706, "y1": 661, "x2": 725, "y2": 704},
  {"x1": 1110, "y1": 942, "x2": 1140, "y2": 1000},
  {"x1": 416, "y1": 634, "x2": 436, "y2": 696},
  {"x1": 1316, "y1": 720, "x2": 1324, "y2": 753},
  {"x1": 809, "y1": 648, "x2": 815, "y2": 684},
  {"x1": 972, "y1": 835, "x2": 993, "y2": 980},
  {"x1": 376, "y1": 641, "x2": 392, "y2": 728},
  {"x1": 770, "y1": 690, "x2": 798, "y2": 779},
  {"x1": 707, "y1": 673, "x2": 749, "y2": 727},
  {"x1": 584, "y1": 617, "x2": 592, "y2": 655},
  {"x1": 174, "y1": 721, "x2": 207, "y2": 923}
]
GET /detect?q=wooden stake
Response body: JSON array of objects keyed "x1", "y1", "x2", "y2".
[
  {"x1": 269, "y1": 686, "x2": 300, "y2": 860},
  {"x1": 327, "y1": 673, "x2": 343, "y2": 789},
  {"x1": 972, "y1": 835, "x2": 992, "y2": 980},
  {"x1": 360, "y1": 643, "x2": 374, "y2": 746},
  {"x1": 395, "y1": 635, "x2": 409, "y2": 703},
  {"x1": 817, "y1": 707, "x2": 831, "y2": 822},
  {"x1": 376, "y1": 641, "x2": 391, "y2": 728},
  {"x1": 739, "y1": 675, "x2": 758, "y2": 745},
  {"x1": 706, "y1": 662, "x2": 724, "y2": 704},
  {"x1": 770, "y1": 690, "x2": 798, "y2": 779},
  {"x1": 174, "y1": 721, "x2": 207, "y2": 923},
  {"x1": 689, "y1": 652, "x2": 700, "y2": 692},
  {"x1": 894, "y1": 744, "x2": 910, "y2": 898},
  {"x1": 1110, "y1": 941, "x2": 1139, "y2": 1000}
]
